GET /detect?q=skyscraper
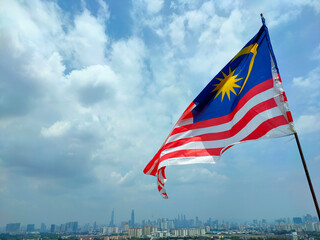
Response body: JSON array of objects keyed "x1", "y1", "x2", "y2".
[
  {"x1": 50, "y1": 224, "x2": 56, "y2": 233},
  {"x1": 26, "y1": 224, "x2": 35, "y2": 232},
  {"x1": 93, "y1": 221, "x2": 97, "y2": 231},
  {"x1": 65, "y1": 221, "x2": 78, "y2": 233},
  {"x1": 40, "y1": 223, "x2": 46, "y2": 232},
  {"x1": 6, "y1": 223, "x2": 20, "y2": 233},
  {"x1": 130, "y1": 210, "x2": 135, "y2": 227},
  {"x1": 109, "y1": 209, "x2": 115, "y2": 227}
]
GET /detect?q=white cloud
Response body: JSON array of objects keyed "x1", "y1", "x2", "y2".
[
  {"x1": 97, "y1": 0, "x2": 110, "y2": 20},
  {"x1": 173, "y1": 166, "x2": 229, "y2": 184},
  {"x1": 66, "y1": 64, "x2": 118, "y2": 106},
  {"x1": 63, "y1": 9, "x2": 108, "y2": 68},
  {"x1": 110, "y1": 170, "x2": 135, "y2": 185},
  {"x1": 295, "y1": 114, "x2": 320, "y2": 134},
  {"x1": 169, "y1": 15, "x2": 186, "y2": 49},
  {"x1": 292, "y1": 0, "x2": 320, "y2": 13},
  {"x1": 314, "y1": 155, "x2": 320, "y2": 162},
  {"x1": 291, "y1": 66, "x2": 320, "y2": 111},
  {"x1": 293, "y1": 77, "x2": 311, "y2": 87},
  {"x1": 41, "y1": 121, "x2": 71, "y2": 137},
  {"x1": 293, "y1": 66, "x2": 320, "y2": 88},
  {"x1": 145, "y1": 0, "x2": 164, "y2": 14}
]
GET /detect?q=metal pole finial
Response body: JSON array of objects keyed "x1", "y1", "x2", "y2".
[{"x1": 260, "y1": 13, "x2": 266, "y2": 26}]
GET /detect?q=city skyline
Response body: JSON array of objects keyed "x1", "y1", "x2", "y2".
[
  {"x1": 1, "y1": 211, "x2": 318, "y2": 229},
  {"x1": 2, "y1": 213, "x2": 320, "y2": 239},
  {"x1": 1, "y1": 0, "x2": 320, "y2": 226}
]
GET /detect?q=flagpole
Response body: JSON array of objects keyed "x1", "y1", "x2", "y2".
[{"x1": 294, "y1": 132, "x2": 320, "y2": 221}]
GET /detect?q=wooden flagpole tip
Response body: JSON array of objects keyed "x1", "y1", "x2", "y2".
[{"x1": 260, "y1": 13, "x2": 266, "y2": 25}]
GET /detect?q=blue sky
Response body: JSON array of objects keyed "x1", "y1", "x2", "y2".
[{"x1": 0, "y1": 0, "x2": 320, "y2": 226}]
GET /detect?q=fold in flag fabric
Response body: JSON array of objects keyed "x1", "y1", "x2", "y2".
[{"x1": 143, "y1": 24, "x2": 296, "y2": 199}]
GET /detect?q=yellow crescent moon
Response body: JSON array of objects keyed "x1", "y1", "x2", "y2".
[{"x1": 231, "y1": 43, "x2": 258, "y2": 95}]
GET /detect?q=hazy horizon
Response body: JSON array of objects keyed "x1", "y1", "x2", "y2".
[{"x1": 1, "y1": 212, "x2": 316, "y2": 228}]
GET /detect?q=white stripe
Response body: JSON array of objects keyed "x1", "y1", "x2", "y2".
[
  {"x1": 145, "y1": 158, "x2": 158, "y2": 175},
  {"x1": 166, "y1": 88, "x2": 274, "y2": 144},
  {"x1": 158, "y1": 168, "x2": 166, "y2": 185},
  {"x1": 176, "y1": 118, "x2": 193, "y2": 127},
  {"x1": 260, "y1": 124, "x2": 293, "y2": 139},
  {"x1": 159, "y1": 156, "x2": 218, "y2": 169},
  {"x1": 160, "y1": 107, "x2": 285, "y2": 156},
  {"x1": 158, "y1": 125, "x2": 293, "y2": 170}
]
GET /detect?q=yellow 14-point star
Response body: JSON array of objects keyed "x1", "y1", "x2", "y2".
[{"x1": 212, "y1": 67, "x2": 243, "y2": 102}]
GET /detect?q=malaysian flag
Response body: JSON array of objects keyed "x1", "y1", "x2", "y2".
[{"x1": 143, "y1": 24, "x2": 295, "y2": 199}]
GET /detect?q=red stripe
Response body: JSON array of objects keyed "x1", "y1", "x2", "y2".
[
  {"x1": 171, "y1": 78, "x2": 273, "y2": 136},
  {"x1": 221, "y1": 115, "x2": 289, "y2": 154},
  {"x1": 286, "y1": 111, "x2": 293, "y2": 123},
  {"x1": 143, "y1": 104, "x2": 196, "y2": 175},
  {"x1": 160, "y1": 98, "x2": 277, "y2": 153},
  {"x1": 221, "y1": 145, "x2": 233, "y2": 154},
  {"x1": 158, "y1": 179, "x2": 164, "y2": 187},
  {"x1": 160, "y1": 116, "x2": 288, "y2": 162},
  {"x1": 150, "y1": 158, "x2": 160, "y2": 176},
  {"x1": 178, "y1": 102, "x2": 195, "y2": 121},
  {"x1": 143, "y1": 150, "x2": 160, "y2": 175},
  {"x1": 160, "y1": 167, "x2": 166, "y2": 180},
  {"x1": 282, "y1": 92, "x2": 288, "y2": 102},
  {"x1": 242, "y1": 115, "x2": 288, "y2": 141},
  {"x1": 159, "y1": 147, "x2": 223, "y2": 162}
]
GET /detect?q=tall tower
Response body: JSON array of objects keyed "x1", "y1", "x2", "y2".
[
  {"x1": 109, "y1": 209, "x2": 115, "y2": 227},
  {"x1": 131, "y1": 209, "x2": 135, "y2": 227}
]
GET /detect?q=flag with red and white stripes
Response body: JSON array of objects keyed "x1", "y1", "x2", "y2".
[{"x1": 143, "y1": 24, "x2": 295, "y2": 199}]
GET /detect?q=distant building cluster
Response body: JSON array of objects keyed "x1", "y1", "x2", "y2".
[{"x1": 2, "y1": 211, "x2": 320, "y2": 239}]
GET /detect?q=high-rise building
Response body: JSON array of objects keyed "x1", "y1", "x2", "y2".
[
  {"x1": 314, "y1": 223, "x2": 320, "y2": 232},
  {"x1": 60, "y1": 223, "x2": 66, "y2": 232},
  {"x1": 305, "y1": 222, "x2": 315, "y2": 232},
  {"x1": 131, "y1": 210, "x2": 135, "y2": 227},
  {"x1": 6, "y1": 223, "x2": 20, "y2": 233},
  {"x1": 304, "y1": 214, "x2": 313, "y2": 223},
  {"x1": 142, "y1": 225, "x2": 157, "y2": 236},
  {"x1": 129, "y1": 227, "x2": 142, "y2": 237},
  {"x1": 123, "y1": 222, "x2": 129, "y2": 233},
  {"x1": 26, "y1": 224, "x2": 35, "y2": 232},
  {"x1": 293, "y1": 217, "x2": 303, "y2": 224},
  {"x1": 142, "y1": 225, "x2": 151, "y2": 236},
  {"x1": 50, "y1": 224, "x2": 56, "y2": 233},
  {"x1": 109, "y1": 209, "x2": 115, "y2": 227},
  {"x1": 40, "y1": 223, "x2": 46, "y2": 232},
  {"x1": 65, "y1": 221, "x2": 78, "y2": 232},
  {"x1": 93, "y1": 221, "x2": 97, "y2": 231}
]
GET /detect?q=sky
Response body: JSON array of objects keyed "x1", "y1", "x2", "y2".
[{"x1": 1, "y1": 0, "x2": 320, "y2": 227}]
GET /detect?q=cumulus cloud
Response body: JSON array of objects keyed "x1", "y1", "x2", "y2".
[
  {"x1": 293, "y1": 66, "x2": 320, "y2": 88},
  {"x1": 291, "y1": 66, "x2": 320, "y2": 113},
  {"x1": 169, "y1": 15, "x2": 186, "y2": 49},
  {"x1": 176, "y1": 167, "x2": 228, "y2": 184},
  {"x1": 63, "y1": 9, "x2": 108, "y2": 69},
  {"x1": 295, "y1": 114, "x2": 320, "y2": 134},
  {"x1": 145, "y1": 0, "x2": 164, "y2": 14},
  {"x1": 67, "y1": 65, "x2": 118, "y2": 106},
  {"x1": 293, "y1": 76, "x2": 311, "y2": 87}
]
